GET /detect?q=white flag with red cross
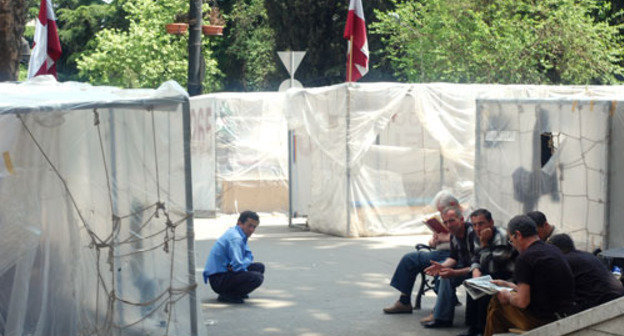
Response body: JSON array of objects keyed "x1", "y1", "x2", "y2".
[
  {"x1": 28, "y1": 0, "x2": 62, "y2": 79},
  {"x1": 343, "y1": 0, "x2": 369, "y2": 82}
]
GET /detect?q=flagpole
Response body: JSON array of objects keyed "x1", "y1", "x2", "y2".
[{"x1": 347, "y1": 36, "x2": 354, "y2": 82}]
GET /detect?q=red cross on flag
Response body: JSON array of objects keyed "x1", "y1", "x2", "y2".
[
  {"x1": 28, "y1": 0, "x2": 62, "y2": 79},
  {"x1": 343, "y1": 0, "x2": 369, "y2": 82}
]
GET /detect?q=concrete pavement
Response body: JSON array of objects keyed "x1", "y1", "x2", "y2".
[{"x1": 194, "y1": 216, "x2": 468, "y2": 336}]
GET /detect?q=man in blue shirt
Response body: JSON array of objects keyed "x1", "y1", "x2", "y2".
[{"x1": 203, "y1": 211, "x2": 265, "y2": 303}]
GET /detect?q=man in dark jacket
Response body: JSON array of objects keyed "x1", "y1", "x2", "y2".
[{"x1": 549, "y1": 233, "x2": 623, "y2": 310}]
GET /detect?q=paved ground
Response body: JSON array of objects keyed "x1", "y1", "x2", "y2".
[{"x1": 194, "y1": 215, "x2": 468, "y2": 336}]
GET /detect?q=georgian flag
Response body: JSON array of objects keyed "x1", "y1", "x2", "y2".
[
  {"x1": 343, "y1": 0, "x2": 369, "y2": 82},
  {"x1": 27, "y1": 0, "x2": 62, "y2": 79}
]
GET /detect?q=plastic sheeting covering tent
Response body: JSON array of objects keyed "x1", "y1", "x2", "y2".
[
  {"x1": 189, "y1": 95, "x2": 216, "y2": 216},
  {"x1": 0, "y1": 77, "x2": 202, "y2": 336},
  {"x1": 190, "y1": 92, "x2": 288, "y2": 214},
  {"x1": 286, "y1": 83, "x2": 624, "y2": 238},
  {"x1": 475, "y1": 98, "x2": 624, "y2": 251}
]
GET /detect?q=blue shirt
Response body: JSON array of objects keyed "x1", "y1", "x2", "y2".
[{"x1": 203, "y1": 225, "x2": 254, "y2": 283}]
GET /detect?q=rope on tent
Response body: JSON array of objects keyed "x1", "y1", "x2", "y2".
[{"x1": 16, "y1": 107, "x2": 195, "y2": 335}]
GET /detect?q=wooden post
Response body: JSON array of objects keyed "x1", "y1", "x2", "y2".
[{"x1": 347, "y1": 36, "x2": 354, "y2": 82}]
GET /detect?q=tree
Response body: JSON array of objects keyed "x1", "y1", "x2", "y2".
[
  {"x1": 0, "y1": 0, "x2": 28, "y2": 81},
  {"x1": 372, "y1": 0, "x2": 624, "y2": 84},
  {"x1": 54, "y1": 0, "x2": 129, "y2": 81},
  {"x1": 76, "y1": 0, "x2": 222, "y2": 91},
  {"x1": 215, "y1": 0, "x2": 279, "y2": 91}
]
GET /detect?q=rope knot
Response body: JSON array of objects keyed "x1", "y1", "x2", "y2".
[
  {"x1": 163, "y1": 232, "x2": 170, "y2": 253},
  {"x1": 93, "y1": 109, "x2": 100, "y2": 126},
  {"x1": 155, "y1": 202, "x2": 165, "y2": 218}
]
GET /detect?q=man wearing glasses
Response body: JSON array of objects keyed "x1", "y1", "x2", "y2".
[{"x1": 483, "y1": 215, "x2": 576, "y2": 336}]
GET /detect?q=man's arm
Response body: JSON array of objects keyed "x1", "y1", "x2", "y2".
[
  {"x1": 490, "y1": 279, "x2": 518, "y2": 290},
  {"x1": 497, "y1": 283, "x2": 530, "y2": 308},
  {"x1": 429, "y1": 232, "x2": 451, "y2": 248},
  {"x1": 439, "y1": 265, "x2": 470, "y2": 278},
  {"x1": 425, "y1": 257, "x2": 458, "y2": 276},
  {"x1": 226, "y1": 237, "x2": 248, "y2": 272}
]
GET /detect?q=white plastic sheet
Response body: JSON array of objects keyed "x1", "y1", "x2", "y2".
[
  {"x1": 476, "y1": 98, "x2": 624, "y2": 250},
  {"x1": 286, "y1": 83, "x2": 624, "y2": 238},
  {"x1": 198, "y1": 92, "x2": 288, "y2": 214},
  {"x1": 0, "y1": 77, "x2": 202, "y2": 336},
  {"x1": 189, "y1": 96, "x2": 216, "y2": 216}
]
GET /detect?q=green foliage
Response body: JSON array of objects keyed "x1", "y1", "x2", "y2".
[
  {"x1": 55, "y1": 0, "x2": 128, "y2": 80},
  {"x1": 372, "y1": 0, "x2": 624, "y2": 84},
  {"x1": 216, "y1": 0, "x2": 278, "y2": 91},
  {"x1": 18, "y1": 63, "x2": 28, "y2": 82},
  {"x1": 76, "y1": 0, "x2": 222, "y2": 90}
]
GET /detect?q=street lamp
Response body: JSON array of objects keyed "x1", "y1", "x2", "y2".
[{"x1": 188, "y1": 0, "x2": 203, "y2": 96}]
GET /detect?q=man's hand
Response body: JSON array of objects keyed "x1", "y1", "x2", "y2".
[
  {"x1": 429, "y1": 232, "x2": 451, "y2": 248},
  {"x1": 479, "y1": 228, "x2": 493, "y2": 247},
  {"x1": 490, "y1": 279, "x2": 514, "y2": 288},
  {"x1": 497, "y1": 289, "x2": 512, "y2": 304},
  {"x1": 425, "y1": 261, "x2": 445, "y2": 276},
  {"x1": 438, "y1": 267, "x2": 458, "y2": 278}
]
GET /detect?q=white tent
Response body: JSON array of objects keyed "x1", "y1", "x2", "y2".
[
  {"x1": 190, "y1": 92, "x2": 288, "y2": 215},
  {"x1": 475, "y1": 98, "x2": 624, "y2": 250},
  {"x1": 286, "y1": 83, "x2": 624, "y2": 239},
  {"x1": 185, "y1": 82, "x2": 624, "y2": 244},
  {"x1": 0, "y1": 77, "x2": 202, "y2": 336}
]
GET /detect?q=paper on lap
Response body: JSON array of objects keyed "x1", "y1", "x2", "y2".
[{"x1": 463, "y1": 275, "x2": 513, "y2": 300}]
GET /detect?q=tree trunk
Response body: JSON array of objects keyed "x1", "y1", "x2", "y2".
[{"x1": 0, "y1": 0, "x2": 27, "y2": 81}]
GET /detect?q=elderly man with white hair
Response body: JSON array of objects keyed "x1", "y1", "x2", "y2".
[{"x1": 382, "y1": 190, "x2": 459, "y2": 314}]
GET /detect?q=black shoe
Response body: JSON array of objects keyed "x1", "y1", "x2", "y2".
[
  {"x1": 457, "y1": 329, "x2": 482, "y2": 336},
  {"x1": 243, "y1": 294, "x2": 249, "y2": 299},
  {"x1": 422, "y1": 319, "x2": 453, "y2": 328},
  {"x1": 217, "y1": 294, "x2": 244, "y2": 304}
]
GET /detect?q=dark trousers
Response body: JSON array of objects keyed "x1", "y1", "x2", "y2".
[
  {"x1": 208, "y1": 262, "x2": 265, "y2": 298},
  {"x1": 466, "y1": 294, "x2": 491, "y2": 333},
  {"x1": 390, "y1": 249, "x2": 450, "y2": 295}
]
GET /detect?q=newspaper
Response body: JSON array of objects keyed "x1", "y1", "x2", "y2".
[{"x1": 463, "y1": 275, "x2": 513, "y2": 299}]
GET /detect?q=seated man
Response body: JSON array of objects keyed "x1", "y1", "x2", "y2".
[
  {"x1": 526, "y1": 210, "x2": 558, "y2": 242},
  {"x1": 203, "y1": 210, "x2": 265, "y2": 304},
  {"x1": 461, "y1": 209, "x2": 516, "y2": 336},
  {"x1": 422, "y1": 205, "x2": 478, "y2": 328},
  {"x1": 549, "y1": 233, "x2": 624, "y2": 310},
  {"x1": 484, "y1": 215, "x2": 577, "y2": 336},
  {"x1": 383, "y1": 190, "x2": 459, "y2": 314}
]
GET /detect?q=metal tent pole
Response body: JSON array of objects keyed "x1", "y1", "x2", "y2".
[
  {"x1": 474, "y1": 100, "x2": 482, "y2": 206},
  {"x1": 346, "y1": 85, "x2": 352, "y2": 237},
  {"x1": 186, "y1": 0, "x2": 201, "y2": 331},
  {"x1": 182, "y1": 99, "x2": 198, "y2": 336},
  {"x1": 288, "y1": 129, "x2": 293, "y2": 227}
]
